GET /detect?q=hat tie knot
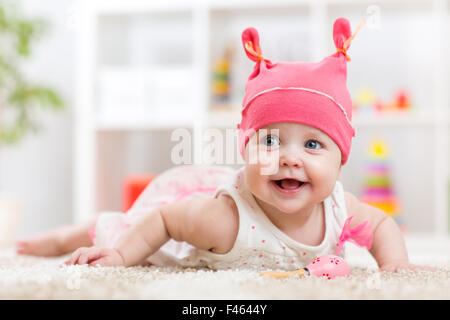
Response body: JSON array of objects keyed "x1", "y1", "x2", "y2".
[
  {"x1": 336, "y1": 46, "x2": 351, "y2": 62},
  {"x1": 244, "y1": 41, "x2": 271, "y2": 63}
]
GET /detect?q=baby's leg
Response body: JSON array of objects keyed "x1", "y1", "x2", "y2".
[{"x1": 16, "y1": 216, "x2": 97, "y2": 257}]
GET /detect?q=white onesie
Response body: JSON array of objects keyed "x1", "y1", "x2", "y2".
[{"x1": 93, "y1": 165, "x2": 348, "y2": 271}]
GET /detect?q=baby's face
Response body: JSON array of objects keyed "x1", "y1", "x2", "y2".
[{"x1": 244, "y1": 122, "x2": 342, "y2": 215}]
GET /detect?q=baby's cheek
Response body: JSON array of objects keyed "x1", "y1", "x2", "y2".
[
  {"x1": 258, "y1": 152, "x2": 280, "y2": 176},
  {"x1": 244, "y1": 164, "x2": 258, "y2": 188},
  {"x1": 310, "y1": 162, "x2": 337, "y2": 193},
  {"x1": 244, "y1": 165, "x2": 269, "y2": 197}
]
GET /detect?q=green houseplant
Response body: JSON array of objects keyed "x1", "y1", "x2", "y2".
[
  {"x1": 0, "y1": 2, "x2": 63, "y2": 145},
  {"x1": 0, "y1": 2, "x2": 64, "y2": 247}
]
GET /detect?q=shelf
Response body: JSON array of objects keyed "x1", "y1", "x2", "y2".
[
  {"x1": 209, "y1": 0, "x2": 310, "y2": 11},
  {"x1": 90, "y1": 0, "x2": 439, "y2": 15},
  {"x1": 202, "y1": 109, "x2": 443, "y2": 129},
  {"x1": 74, "y1": 0, "x2": 450, "y2": 235},
  {"x1": 95, "y1": 114, "x2": 196, "y2": 131},
  {"x1": 352, "y1": 113, "x2": 437, "y2": 127},
  {"x1": 94, "y1": 111, "x2": 448, "y2": 131},
  {"x1": 205, "y1": 110, "x2": 241, "y2": 128},
  {"x1": 93, "y1": 0, "x2": 312, "y2": 14},
  {"x1": 326, "y1": 0, "x2": 433, "y2": 11},
  {"x1": 93, "y1": 0, "x2": 192, "y2": 15}
]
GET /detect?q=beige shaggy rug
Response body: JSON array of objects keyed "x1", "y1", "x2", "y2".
[{"x1": 0, "y1": 235, "x2": 449, "y2": 300}]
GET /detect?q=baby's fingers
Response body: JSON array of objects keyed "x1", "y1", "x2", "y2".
[
  {"x1": 64, "y1": 247, "x2": 86, "y2": 265},
  {"x1": 89, "y1": 249, "x2": 124, "y2": 267},
  {"x1": 64, "y1": 247, "x2": 98, "y2": 265},
  {"x1": 77, "y1": 247, "x2": 103, "y2": 265},
  {"x1": 89, "y1": 257, "x2": 110, "y2": 267}
]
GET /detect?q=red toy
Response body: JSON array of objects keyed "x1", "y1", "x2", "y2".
[{"x1": 122, "y1": 174, "x2": 157, "y2": 212}]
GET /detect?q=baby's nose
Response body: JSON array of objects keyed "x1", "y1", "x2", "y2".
[{"x1": 279, "y1": 152, "x2": 303, "y2": 168}]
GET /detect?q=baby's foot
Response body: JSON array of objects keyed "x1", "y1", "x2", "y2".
[{"x1": 16, "y1": 226, "x2": 71, "y2": 257}]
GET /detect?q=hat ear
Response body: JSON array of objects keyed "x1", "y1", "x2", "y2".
[
  {"x1": 333, "y1": 18, "x2": 352, "y2": 51},
  {"x1": 242, "y1": 27, "x2": 263, "y2": 63}
]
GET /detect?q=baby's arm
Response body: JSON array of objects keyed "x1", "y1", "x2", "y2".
[
  {"x1": 64, "y1": 194, "x2": 239, "y2": 267},
  {"x1": 344, "y1": 192, "x2": 434, "y2": 272}
]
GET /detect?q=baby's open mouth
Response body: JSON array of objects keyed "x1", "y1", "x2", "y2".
[{"x1": 273, "y1": 179, "x2": 304, "y2": 190}]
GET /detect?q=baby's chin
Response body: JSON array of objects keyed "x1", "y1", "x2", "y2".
[
  {"x1": 254, "y1": 193, "x2": 309, "y2": 215},
  {"x1": 271, "y1": 201, "x2": 310, "y2": 215}
]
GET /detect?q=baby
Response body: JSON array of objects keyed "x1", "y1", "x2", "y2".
[{"x1": 17, "y1": 18, "x2": 433, "y2": 273}]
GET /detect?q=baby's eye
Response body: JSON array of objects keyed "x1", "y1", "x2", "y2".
[
  {"x1": 305, "y1": 139, "x2": 322, "y2": 150},
  {"x1": 261, "y1": 134, "x2": 280, "y2": 147}
]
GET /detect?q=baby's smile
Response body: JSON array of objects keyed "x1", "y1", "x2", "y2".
[{"x1": 270, "y1": 178, "x2": 306, "y2": 195}]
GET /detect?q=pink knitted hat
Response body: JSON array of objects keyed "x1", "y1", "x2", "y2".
[{"x1": 237, "y1": 18, "x2": 365, "y2": 165}]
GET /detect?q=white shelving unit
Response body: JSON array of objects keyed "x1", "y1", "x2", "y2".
[{"x1": 74, "y1": 0, "x2": 449, "y2": 235}]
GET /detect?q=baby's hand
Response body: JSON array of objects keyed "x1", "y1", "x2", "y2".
[
  {"x1": 380, "y1": 260, "x2": 436, "y2": 273},
  {"x1": 63, "y1": 246, "x2": 125, "y2": 267}
]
